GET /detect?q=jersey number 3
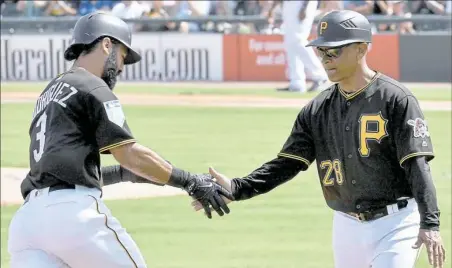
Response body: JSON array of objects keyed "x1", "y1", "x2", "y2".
[
  {"x1": 321, "y1": 159, "x2": 344, "y2": 186},
  {"x1": 33, "y1": 112, "x2": 47, "y2": 162}
]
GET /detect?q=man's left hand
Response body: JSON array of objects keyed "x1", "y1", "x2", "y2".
[{"x1": 413, "y1": 229, "x2": 446, "y2": 268}]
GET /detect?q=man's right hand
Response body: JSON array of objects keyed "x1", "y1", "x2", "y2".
[
  {"x1": 192, "y1": 167, "x2": 234, "y2": 213},
  {"x1": 185, "y1": 172, "x2": 234, "y2": 219}
]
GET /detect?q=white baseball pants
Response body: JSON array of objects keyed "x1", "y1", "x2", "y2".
[
  {"x1": 332, "y1": 198, "x2": 422, "y2": 268},
  {"x1": 282, "y1": 0, "x2": 327, "y2": 92},
  {"x1": 8, "y1": 185, "x2": 147, "y2": 268}
]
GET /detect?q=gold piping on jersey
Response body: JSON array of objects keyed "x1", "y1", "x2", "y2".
[
  {"x1": 339, "y1": 72, "x2": 380, "y2": 100},
  {"x1": 278, "y1": 153, "x2": 311, "y2": 167},
  {"x1": 88, "y1": 195, "x2": 139, "y2": 268},
  {"x1": 399, "y1": 152, "x2": 434, "y2": 167},
  {"x1": 99, "y1": 139, "x2": 136, "y2": 153}
]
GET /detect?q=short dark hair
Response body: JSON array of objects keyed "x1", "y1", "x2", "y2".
[{"x1": 65, "y1": 36, "x2": 120, "y2": 61}]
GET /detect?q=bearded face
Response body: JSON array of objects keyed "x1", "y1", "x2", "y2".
[{"x1": 101, "y1": 47, "x2": 120, "y2": 90}]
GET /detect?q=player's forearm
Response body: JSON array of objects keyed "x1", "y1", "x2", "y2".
[
  {"x1": 406, "y1": 156, "x2": 440, "y2": 230},
  {"x1": 112, "y1": 143, "x2": 174, "y2": 185},
  {"x1": 101, "y1": 165, "x2": 164, "y2": 186},
  {"x1": 111, "y1": 143, "x2": 201, "y2": 190},
  {"x1": 231, "y1": 157, "x2": 304, "y2": 201}
]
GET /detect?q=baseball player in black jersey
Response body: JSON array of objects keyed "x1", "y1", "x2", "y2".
[
  {"x1": 7, "y1": 12, "x2": 233, "y2": 268},
  {"x1": 194, "y1": 10, "x2": 446, "y2": 268}
]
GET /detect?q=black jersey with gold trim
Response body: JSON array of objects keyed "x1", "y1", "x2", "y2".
[
  {"x1": 21, "y1": 68, "x2": 135, "y2": 198},
  {"x1": 279, "y1": 72, "x2": 434, "y2": 213}
]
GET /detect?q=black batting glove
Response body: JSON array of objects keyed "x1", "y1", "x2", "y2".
[
  {"x1": 184, "y1": 174, "x2": 234, "y2": 219},
  {"x1": 168, "y1": 168, "x2": 234, "y2": 219}
]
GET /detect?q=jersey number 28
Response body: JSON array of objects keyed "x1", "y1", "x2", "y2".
[
  {"x1": 33, "y1": 112, "x2": 47, "y2": 162},
  {"x1": 320, "y1": 159, "x2": 344, "y2": 186}
]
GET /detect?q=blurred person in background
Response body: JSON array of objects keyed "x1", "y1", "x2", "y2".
[
  {"x1": 390, "y1": 1, "x2": 415, "y2": 34},
  {"x1": 44, "y1": 0, "x2": 77, "y2": 16},
  {"x1": 373, "y1": 1, "x2": 395, "y2": 31},
  {"x1": 343, "y1": 1, "x2": 379, "y2": 33},
  {"x1": 111, "y1": 0, "x2": 150, "y2": 31},
  {"x1": 261, "y1": 0, "x2": 284, "y2": 34},
  {"x1": 1, "y1": 0, "x2": 25, "y2": 16},
  {"x1": 111, "y1": 0, "x2": 149, "y2": 19},
  {"x1": 177, "y1": 1, "x2": 211, "y2": 33},
  {"x1": 270, "y1": 1, "x2": 328, "y2": 93},
  {"x1": 140, "y1": 0, "x2": 178, "y2": 32},
  {"x1": 233, "y1": 0, "x2": 272, "y2": 34},
  {"x1": 1, "y1": 0, "x2": 50, "y2": 17},
  {"x1": 407, "y1": 0, "x2": 448, "y2": 30},
  {"x1": 410, "y1": 0, "x2": 446, "y2": 14},
  {"x1": 25, "y1": 1, "x2": 48, "y2": 16},
  {"x1": 446, "y1": 1, "x2": 452, "y2": 14},
  {"x1": 343, "y1": 0, "x2": 374, "y2": 15},
  {"x1": 78, "y1": 0, "x2": 113, "y2": 16},
  {"x1": 316, "y1": 1, "x2": 344, "y2": 17},
  {"x1": 256, "y1": 0, "x2": 278, "y2": 34},
  {"x1": 205, "y1": 1, "x2": 234, "y2": 33},
  {"x1": 156, "y1": 0, "x2": 178, "y2": 16}
]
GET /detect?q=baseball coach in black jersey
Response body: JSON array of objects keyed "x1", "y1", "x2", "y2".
[
  {"x1": 7, "y1": 12, "x2": 233, "y2": 268},
  {"x1": 193, "y1": 10, "x2": 446, "y2": 268}
]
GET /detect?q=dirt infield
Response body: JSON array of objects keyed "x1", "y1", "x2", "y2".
[
  {"x1": 1, "y1": 86, "x2": 451, "y2": 205},
  {"x1": 0, "y1": 168, "x2": 186, "y2": 206}
]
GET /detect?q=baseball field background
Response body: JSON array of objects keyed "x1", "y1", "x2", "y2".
[{"x1": 1, "y1": 81, "x2": 451, "y2": 268}]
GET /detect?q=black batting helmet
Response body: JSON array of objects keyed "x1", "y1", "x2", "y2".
[
  {"x1": 64, "y1": 12, "x2": 141, "y2": 65},
  {"x1": 307, "y1": 10, "x2": 372, "y2": 48}
]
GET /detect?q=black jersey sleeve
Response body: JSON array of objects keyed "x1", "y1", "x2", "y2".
[
  {"x1": 231, "y1": 157, "x2": 304, "y2": 201},
  {"x1": 85, "y1": 86, "x2": 136, "y2": 154},
  {"x1": 405, "y1": 156, "x2": 440, "y2": 230},
  {"x1": 277, "y1": 107, "x2": 316, "y2": 170},
  {"x1": 392, "y1": 95, "x2": 435, "y2": 167}
]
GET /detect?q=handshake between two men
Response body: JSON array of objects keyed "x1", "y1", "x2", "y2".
[{"x1": 181, "y1": 167, "x2": 234, "y2": 219}]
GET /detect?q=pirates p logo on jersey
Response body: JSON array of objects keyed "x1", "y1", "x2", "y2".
[{"x1": 407, "y1": 118, "x2": 430, "y2": 138}]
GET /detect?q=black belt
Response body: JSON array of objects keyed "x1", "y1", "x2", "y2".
[
  {"x1": 346, "y1": 199, "x2": 409, "y2": 222},
  {"x1": 24, "y1": 184, "x2": 76, "y2": 204}
]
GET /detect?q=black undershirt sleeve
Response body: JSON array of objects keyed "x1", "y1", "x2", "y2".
[
  {"x1": 101, "y1": 165, "x2": 164, "y2": 186},
  {"x1": 404, "y1": 156, "x2": 440, "y2": 230}
]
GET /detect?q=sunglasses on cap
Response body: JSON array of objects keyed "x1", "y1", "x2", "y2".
[{"x1": 316, "y1": 43, "x2": 353, "y2": 59}]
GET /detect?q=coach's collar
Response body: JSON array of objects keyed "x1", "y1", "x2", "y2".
[{"x1": 339, "y1": 72, "x2": 380, "y2": 101}]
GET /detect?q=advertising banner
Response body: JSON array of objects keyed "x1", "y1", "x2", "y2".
[
  {"x1": 121, "y1": 34, "x2": 223, "y2": 81},
  {"x1": 4, "y1": 33, "x2": 448, "y2": 82},
  {"x1": 221, "y1": 33, "x2": 400, "y2": 81},
  {"x1": 1, "y1": 34, "x2": 224, "y2": 81},
  {"x1": 223, "y1": 35, "x2": 288, "y2": 81},
  {"x1": 1, "y1": 34, "x2": 73, "y2": 81}
]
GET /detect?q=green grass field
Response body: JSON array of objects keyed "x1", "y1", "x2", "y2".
[
  {"x1": 1, "y1": 102, "x2": 451, "y2": 267},
  {"x1": 1, "y1": 82, "x2": 451, "y2": 101}
]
